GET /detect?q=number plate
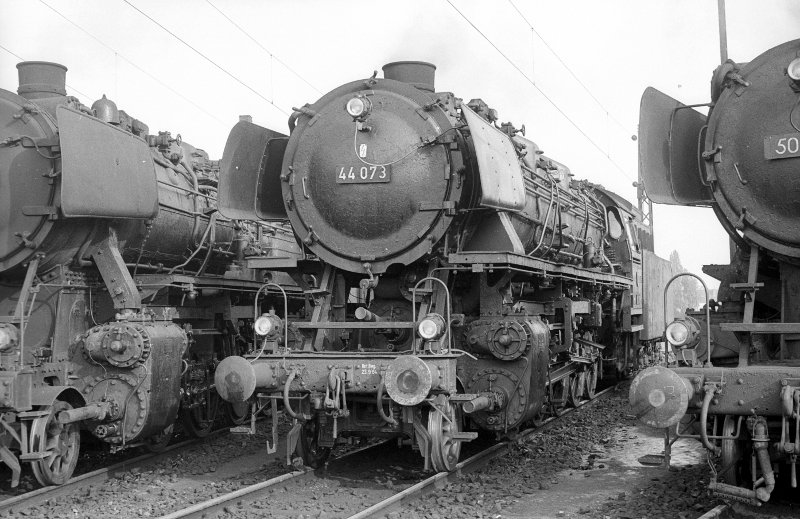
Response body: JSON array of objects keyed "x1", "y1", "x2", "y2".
[
  {"x1": 335, "y1": 165, "x2": 391, "y2": 183},
  {"x1": 764, "y1": 133, "x2": 800, "y2": 160}
]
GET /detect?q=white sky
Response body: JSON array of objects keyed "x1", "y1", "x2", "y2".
[{"x1": 2, "y1": 0, "x2": 799, "y2": 290}]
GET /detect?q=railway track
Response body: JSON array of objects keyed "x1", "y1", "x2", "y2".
[
  {"x1": 0, "y1": 428, "x2": 231, "y2": 516},
  {"x1": 158, "y1": 385, "x2": 619, "y2": 519}
]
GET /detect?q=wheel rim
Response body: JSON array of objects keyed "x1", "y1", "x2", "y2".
[
  {"x1": 30, "y1": 401, "x2": 80, "y2": 486},
  {"x1": 586, "y1": 361, "x2": 598, "y2": 399},
  {"x1": 568, "y1": 370, "x2": 586, "y2": 407},
  {"x1": 428, "y1": 398, "x2": 461, "y2": 471},
  {"x1": 548, "y1": 377, "x2": 570, "y2": 416},
  {"x1": 720, "y1": 415, "x2": 749, "y2": 485}
]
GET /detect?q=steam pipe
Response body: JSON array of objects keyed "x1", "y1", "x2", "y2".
[
  {"x1": 58, "y1": 402, "x2": 111, "y2": 424},
  {"x1": 753, "y1": 419, "x2": 775, "y2": 502}
]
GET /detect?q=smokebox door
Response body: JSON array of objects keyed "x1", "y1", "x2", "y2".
[{"x1": 58, "y1": 105, "x2": 158, "y2": 218}]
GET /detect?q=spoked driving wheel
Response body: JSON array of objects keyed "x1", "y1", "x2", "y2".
[
  {"x1": 427, "y1": 396, "x2": 462, "y2": 472},
  {"x1": 181, "y1": 390, "x2": 220, "y2": 438},
  {"x1": 29, "y1": 401, "x2": 80, "y2": 486},
  {"x1": 294, "y1": 416, "x2": 331, "y2": 469},
  {"x1": 585, "y1": 360, "x2": 599, "y2": 399},
  {"x1": 568, "y1": 369, "x2": 586, "y2": 407}
]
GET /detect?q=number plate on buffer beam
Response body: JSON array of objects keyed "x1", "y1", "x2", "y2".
[{"x1": 336, "y1": 165, "x2": 391, "y2": 183}]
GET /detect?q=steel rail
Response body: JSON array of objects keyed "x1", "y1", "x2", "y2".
[
  {"x1": 157, "y1": 439, "x2": 394, "y2": 519},
  {"x1": 346, "y1": 384, "x2": 619, "y2": 519},
  {"x1": 0, "y1": 428, "x2": 231, "y2": 514},
  {"x1": 698, "y1": 504, "x2": 729, "y2": 519},
  {"x1": 158, "y1": 384, "x2": 619, "y2": 519}
]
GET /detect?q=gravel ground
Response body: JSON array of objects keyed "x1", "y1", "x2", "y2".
[
  {"x1": 0, "y1": 417, "x2": 296, "y2": 519},
  {"x1": 399, "y1": 385, "x2": 729, "y2": 519}
]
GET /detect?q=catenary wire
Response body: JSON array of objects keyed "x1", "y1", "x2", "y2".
[
  {"x1": 122, "y1": 0, "x2": 290, "y2": 117},
  {"x1": 204, "y1": 0, "x2": 323, "y2": 95},
  {"x1": 37, "y1": 0, "x2": 227, "y2": 125},
  {"x1": 507, "y1": 0, "x2": 632, "y2": 136},
  {"x1": 446, "y1": 0, "x2": 635, "y2": 183}
]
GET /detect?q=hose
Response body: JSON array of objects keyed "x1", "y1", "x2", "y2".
[
  {"x1": 377, "y1": 380, "x2": 398, "y2": 426},
  {"x1": 283, "y1": 370, "x2": 308, "y2": 420},
  {"x1": 699, "y1": 385, "x2": 721, "y2": 455}
]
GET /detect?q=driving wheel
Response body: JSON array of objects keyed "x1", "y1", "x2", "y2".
[{"x1": 29, "y1": 401, "x2": 80, "y2": 486}]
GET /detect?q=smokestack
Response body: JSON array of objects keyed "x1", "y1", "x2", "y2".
[
  {"x1": 382, "y1": 61, "x2": 436, "y2": 92},
  {"x1": 17, "y1": 61, "x2": 67, "y2": 100}
]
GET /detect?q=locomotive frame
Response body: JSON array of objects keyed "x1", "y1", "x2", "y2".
[
  {"x1": 631, "y1": 39, "x2": 800, "y2": 504},
  {"x1": 215, "y1": 61, "x2": 667, "y2": 471},
  {"x1": 0, "y1": 61, "x2": 302, "y2": 486}
]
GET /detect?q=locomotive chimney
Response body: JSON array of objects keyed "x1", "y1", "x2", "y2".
[
  {"x1": 382, "y1": 61, "x2": 436, "y2": 92},
  {"x1": 16, "y1": 61, "x2": 68, "y2": 100}
]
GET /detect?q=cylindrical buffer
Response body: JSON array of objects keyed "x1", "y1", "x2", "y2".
[{"x1": 214, "y1": 356, "x2": 277, "y2": 402}]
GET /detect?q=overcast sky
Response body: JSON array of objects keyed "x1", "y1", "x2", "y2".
[{"x1": 2, "y1": 0, "x2": 799, "y2": 293}]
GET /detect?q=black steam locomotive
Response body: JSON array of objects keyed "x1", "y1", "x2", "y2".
[
  {"x1": 631, "y1": 39, "x2": 800, "y2": 503},
  {"x1": 0, "y1": 62, "x2": 301, "y2": 486},
  {"x1": 215, "y1": 61, "x2": 666, "y2": 471}
]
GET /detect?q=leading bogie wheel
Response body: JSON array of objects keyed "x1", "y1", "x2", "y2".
[
  {"x1": 586, "y1": 360, "x2": 599, "y2": 399},
  {"x1": 548, "y1": 376, "x2": 570, "y2": 416},
  {"x1": 29, "y1": 400, "x2": 81, "y2": 486},
  {"x1": 427, "y1": 397, "x2": 462, "y2": 472},
  {"x1": 146, "y1": 424, "x2": 174, "y2": 453},
  {"x1": 568, "y1": 369, "x2": 586, "y2": 407},
  {"x1": 181, "y1": 391, "x2": 220, "y2": 438},
  {"x1": 294, "y1": 416, "x2": 331, "y2": 469},
  {"x1": 720, "y1": 415, "x2": 750, "y2": 485}
]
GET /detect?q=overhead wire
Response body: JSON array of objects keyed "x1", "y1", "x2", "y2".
[
  {"x1": 204, "y1": 0, "x2": 323, "y2": 95},
  {"x1": 0, "y1": 42, "x2": 92, "y2": 99},
  {"x1": 445, "y1": 0, "x2": 636, "y2": 183},
  {"x1": 122, "y1": 0, "x2": 290, "y2": 117},
  {"x1": 507, "y1": 0, "x2": 632, "y2": 136},
  {"x1": 37, "y1": 0, "x2": 227, "y2": 124}
]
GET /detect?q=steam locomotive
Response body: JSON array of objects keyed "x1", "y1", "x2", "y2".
[
  {"x1": 0, "y1": 62, "x2": 301, "y2": 486},
  {"x1": 214, "y1": 61, "x2": 668, "y2": 471},
  {"x1": 631, "y1": 39, "x2": 800, "y2": 503}
]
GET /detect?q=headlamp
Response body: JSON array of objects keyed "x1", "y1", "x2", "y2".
[
  {"x1": 0, "y1": 325, "x2": 19, "y2": 352},
  {"x1": 254, "y1": 313, "x2": 275, "y2": 337},
  {"x1": 665, "y1": 318, "x2": 700, "y2": 349},
  {"x1": 789, "y1": 58, "x2": 800, "y2": 81},
  {"x1": 346, "y1": 95, "x2": 372, "y2": 120},
  {"x1": 417, "y1": 313, "x2": 445, "y2": 341}
]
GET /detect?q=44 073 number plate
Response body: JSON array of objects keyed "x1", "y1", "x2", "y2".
[
  {"x1": 336, "y1": 165, "x2": 391, "y2": 183},
  {"x1": 764, "y1": 133, "x2": 800, "y2": 160}
]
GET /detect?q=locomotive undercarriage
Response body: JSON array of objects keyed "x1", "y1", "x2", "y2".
[
  {"x1": 0, "y1": 262, "x2": 268, "y2": 486},
  {"x1": 217, "y1": 252, "x2": 638, "y2": 472}
]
